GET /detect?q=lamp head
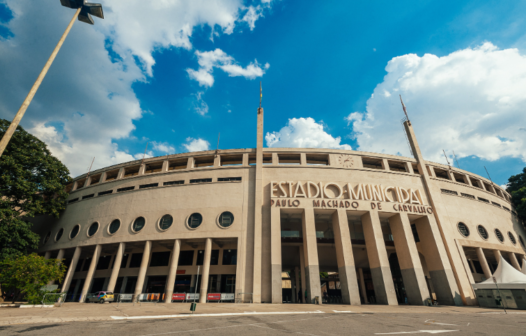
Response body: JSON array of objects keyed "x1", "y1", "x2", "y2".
[{"x1": 60, "y1": 0, "x2": 104, "y2": 25}]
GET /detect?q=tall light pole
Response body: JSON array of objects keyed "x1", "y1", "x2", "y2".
[{"x1": 0, "y1": 1, "x2": 104, "y2": 158}]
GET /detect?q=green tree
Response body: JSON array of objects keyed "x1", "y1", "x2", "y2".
[
  {"x1": 507, "y1": 167, "x2": 526, "y2": 223},
  {"x1": 0, "y1": 119, "x2": 71, "y2": 262},
  {"x1": 0, "y1": 253, "x2": 66, "y2": 304}
]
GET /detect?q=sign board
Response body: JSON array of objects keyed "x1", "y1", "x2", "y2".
[
  {"x1": 138, "y1": 294, "x2": 148, "y2": 301},
  {"x1": 172, "y1": 293, "x2": 186, "y2": 301},
  {"x1": 176, "y1": 270, "x2": 186, "y2": 275},
  {"x1": 221, "y1": 293, "x2": 235, "y2": 301},
  {"x1": 119, "y1": 294, "x2": 133, "y2": 301},
  {"x1": 186, "y1": 293, "x2": 200, "y2": 301},
  {"x1": 207, "y1": 293, "x2": 221, "y2": 301}
]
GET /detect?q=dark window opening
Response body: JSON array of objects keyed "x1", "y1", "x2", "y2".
[
  {"x1": 120, "y1": 254, "x2": 129, "y2": 268},
  {"x1": 362, "y1": 158, "x2": 383, "y2": 169},
  {"x1": 478, "y1": 225, "x2": 488, "y2": 239},
  {"x1": 461, "y1": 193, "x2": 475, "y2": 199},
  {"x1": 150, "y1": 251, "x2": 171, "y2": 267},
  {"x1": 55, "y1": 229, "x2": 64, "y2": 242},
  {"x1": 104, "y1": 169, "x2": 119, "y2": 182},
  {"x1": 89, "y1": 174, "x2": 102, "y2": 186},
  {"x1": 412, "y1": 164, "x2": 420, "y2": 174},
  {"x1": 65, "y1": 183, "x2": 74, "y2": 193},
  {"x1": 218, "y1": 177, "x2": 241, "y2": 182},
  {"x1": 76, "y1": 178, "x2": 87, "y2": 189},
  {"x1": 194, "y1": 156, "x2": 215, "y2": 168},
  {"x1": 70, "y1": 225, "x2": 80, "y2": 239},
  {"x1": 139, "y1": 183, "x2": 158, "y2": 189},
  {"x1": 478, "y1": 197, "x2": 489, "y2": 203},
  {"x1": 453, "y1": 173, "x2": 466, "y2": 184},
  {"x1": 434, "y1": 168, "x2": 450, "y2": 180},
  {"x1": 98, "y1": 190, "x2": 113, "y2": 196},
  {"x1": 75, "y1": 259, "x2": 85, "y2": 272},
  {"x1": 220, "y1": 155, "x2": 243, "y2": 166},
  {"x1": 96, "y1": 255, "x2": 112, "y2": 270},
  {"x1": 411, "y1": 224, "x2": 420, "y2": 243},
  {"x1": 82, "y1": 194, "x2": 95, "y2": 200},
  {"x1": 133, "y1": 217, "x2": 145, "y2": 232},
  {"x1": 508, "y1": 232, "x2": 516, "y2": 244},
  {"x1": 159, "y1": 215, "x2": 173, "y2": 230},
  {"x1": 218, "y1": 211, "x2": 234, "y2": 227},
  {"x1": 82, "y1": 258, "x2": 91, "y2": 271},
  {"x1": 306, "y1": 154, "x2": 329, "y2": 165},
  {"x1": 164, "y1": 180, "x2": 184, "y2": 186},
  {"x1": 483, "y1": 182, "x2": 494, "y2": 194},
  {"x1": 470, "y1": 178, "x2": 482, "y2": 189},
  {"x1": 388, "y1": 160, "x2": 407, "y2": 172},
  {"x1": 472, "y1": 260, "x2": 483, "y2": 274},
  {"x1": 178, "y1": 250, "x2": 194, "y2": 266},
  {"x1": 249, "y1": 153, "x2": 272, "y2": 165},
  {"x1": 88, "y1": 222, "x2": 99, "y2": 237},
  {"x1": 503, "y1": 206, "x2": 511, "y2": 212},
  {"x1": 222, "y1": 249, "x2": 237, "y2": 265},
  {"x1": 123, "y1": 165, "x2": 140, "y2": 178},
  {"x1": 197, "y1": 250, "x2": 219, "y2": 265},
  {"x1": 190, "y1": 178, "x2": 212, "y2": 183},
  {"x1": 129, "y1": 253, "x2": 143, "y2": 268},
  {"x1": 117, "y1": 186, "x2": 135, "y2": 192},
  {"x1": 491, "y1": 202, "x2": 501, "y2": 208},
  {"x1": 458, "y1": 223, "x2": 470, "y2": 237},
  {"x1": 68, "y1": 198, "x2": 79, "y2": 204},
  {"x1": 495, "y1": 229, "x2": 504, "y2": 242},
  {"x1": 188, "y1": 213, "x2": 202, "y2": 228},
  {"x1": 145, "y1": 162, "x2": 163, "y2": 174},
  {"x1": 168, "y1": 158, "x2": 187, "y2": 170},
  {"x1": 278, "y1": 154, "x2": 301, "y2": 165},
  {"x1": 441, "y1": 189, "x2": 458, "y2": 196},
  {"x1": 109, "y1": 219, "x2": 120, "y2": 234}
]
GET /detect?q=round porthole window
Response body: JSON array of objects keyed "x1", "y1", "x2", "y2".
[
  {"x1": 55, "y1": 228, "x2": 64, "y2": 242},
  {"x1": 109, "y1": 219, "x2": 121, "y2": 235},
  {"x1": 70, "y1": 225, "x2": 80, "y2": 239},
  {"x1": 218, "y1": 211, "x2": 234, "y2": 228},
  {"x1": 88, "y1": 222, "x2": 99, "y2": 237},
  {"x1": 132, "y1": 216, "x2": 146, "y2": 232},
  {"x1": 187, "y1": 213, "x2": 202, "y2": 229},
  {"x1": 43, "y1": 232, "x2": 51, "y2": 244},
  {"x1": 520, "y1": 236, "x2": 525, "y2": 249},
  {"x1": 508, "y1": 232, "x2": 517, "y2": 245},
  {"x1": 457, "y1": 222, "x2": 469, "y2": 237},
  {"x1": 477, "y1": 225, "x2": 488, "y2": 240},
  {"x1": 495, "y1": 229, "x2": 504, "y2": 243},
  {"x1": 159, "y1": 215, "x2": 173, "y2": 231}
]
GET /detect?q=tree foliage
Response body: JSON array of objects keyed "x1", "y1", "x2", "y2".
[
  {"x1": 0, "y1": 253, "x2": 66, "y2": 304},
  {"x1": 0, "y1": 119, "x2": 71, "y2": 261},
  {"x1": 507, "y1": 167, "x2": 526, "y2": 223}
]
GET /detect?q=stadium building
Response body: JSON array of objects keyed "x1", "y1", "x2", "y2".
[{"x1": 33, "y1": 106, "x2": 526, "y2": 306}]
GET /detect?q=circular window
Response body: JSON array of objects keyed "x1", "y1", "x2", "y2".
[
  {"x1": 43, "y1": 232, "x2": 51, "y2": 244},
  {"x1": 55, "y1": 228, "x2": 64, "y2": 242},
  {"x1": 88, "y1": 222, "x2": 99, "y2": 237},
  {"x1": 508, "y1": 232, "x2": 517, "y2": 245},
  {"x1": 218, "y1": 211, "x2": 234, "y2": 228},
  {"x1": 477, "y1": 225, "x2": 488, "y2": 240},
  {"x1": 187, "y1": 213, "x2": 202, "y2": 229},
  {"x1": 108, "y1": 219, "x2": 121, "y2": 235},
  {"x1": 457, "y1": 222, "x2": 470, "y2": 237},
  {"x1": 70, "y1": 225, "x2": 80, "y2": 239},
  {"x1": 132, "y1": 216, "x2": 146, "y2": 232},
  {"x1": 520, "y1": 236, "x2": 526, "y2": 249},
  {"x1": 495, "y1": 229, "x2": 504, "y2": 243},
  {"x1": 159, "y1": 215, "x2": 173, "y2": 231}
]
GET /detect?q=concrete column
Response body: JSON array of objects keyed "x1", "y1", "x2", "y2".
[
  {"x1": 447, "y1": 170, "x2": 456, "y2": 182},
  {"x1": 493, "y1": 250, "x2": 502, "y2": 263},
  {"x1": 302, "y1": 208, "x2": 322, "y2": 303},
  {"x1": 332, "y1": 209, "x2": 360, "y2": 305},
  {"x1": 164, "y1": 239, "x2": 181, "y2": 303},
  {"x1": 134, "y1": 241, "x2": 151, "y2": 300},
  {"x1": 99, "y1": 172, "x2": 106, "y2": 183},
  {"x1": 161, "y1": 160, "x2": 169, "y2": 172},
  {"x1": 508, "y1": 252, "x2": 521, "y2": 271},
  {"x1": 388, "y1": 213, "x2": 429, "y2": 305},
  {"x1": 476, "y1": 247, "x2": 492, "y2": 279},
  {"x1": 214, "y1": 155, "x2": 221, "y2": 167},
  {"x1": 413, "y1": 215, "x2": 461, "y2": 305},
  {"x1": 272, "y1": 153, "x2": 279, "y2": 165},
  {"x1": 300, "y1": 153, "x2": 307, "y2": 166},
  {"x1": 187, "y1": 157, "x2": 194, "y2": 169},
  {"x1": 295, "y1": 267, "x2": 300, "y2": 303},
  {"x1": 117, "y1": 167, "x2": 125, "y2": 179},
  {"x1": 71, "y1": 181, "x2": 78, "y2": 191},
  {"x1": 271, "y1": 206, "x2": 282, "y2": 303},
  {"x1": 299, "y1": 246, "x2": 306, "y2": 303},
  {"x1": 44, "y1": 251, "x2": 51, "y2": 259},
  {"x1": 358, "y1": 268, "x2": 369, "y2": 304},
  {"x1": 138, "y1": 164, "x2": 146, "y2": 175},
  {"x1": 56, "y1": 249, "x2": 65, "y2": 261},
  {"x1": 381, "y1": 159, "x2": 389, "y2": 170},
  {"x1": 463, "y1": 175, "x2": 472, "y2": 186},
  {"x1": 242, "y1": 153, "x2": 249, "y2": 166},
  {"x1": 85, "y1": 176, "x2": 92, "y2": 187},
  {"x1": 199, "y1": 238, "x2": 212, "y2": 303},
  {"x1": 406, "y1": 162, "x2": 414, "y2": 174},
  {"x1": 107, "y1": 243, "x2": 125, "y2": 293},
  {"x1": 61, "y1": 247, "x2": 81, "y2": 294},
  {"x1": 120, "y1": 277, "x2": 128, "y2": 293},
  {"x1": 79, "y1": 245, "x2": 101, "y2": 302},
  {"x1": 361, "y1": 211, "x2": 397, "y2": 305},
  {"x1": 428, "y1": 166, "x2": 436, "y2": 178}
]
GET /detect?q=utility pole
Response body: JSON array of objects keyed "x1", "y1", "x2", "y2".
[{"x1": 0, "y1": 1, "x2": 104, "y2": 158}]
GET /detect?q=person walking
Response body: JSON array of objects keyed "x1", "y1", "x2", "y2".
[
  {"x1": 298, "y1": 290, "x2": 302, "y2": 303},
  {"x1": 304, "y1": 289, "x2": 308, "y2": 303}
]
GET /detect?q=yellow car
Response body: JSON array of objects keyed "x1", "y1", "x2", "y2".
[{"x1": 88, "y1": 291, "x2": 114, "y2": 303}]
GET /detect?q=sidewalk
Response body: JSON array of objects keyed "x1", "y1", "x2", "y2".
[{"x1": 0, "y1": 302, "x2": 510, "y2": 326}]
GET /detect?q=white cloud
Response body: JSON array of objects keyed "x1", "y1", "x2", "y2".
[
  {"x1": 152, "y1": 141, "x2": 175, "y2": 154},
  {"x1": 347, "y1": 43, "x2": 526, "y2": 164},
  {"x1": 193, "y1": 92, "x2": 210, "y2": 116},
  {"x1": 0, "y1": 0, "x2": 272, "y2": 176},
  {"x1": 187, "y1": 48, "x2": 267, "y2": 87},
  {"x1": 183, "y1": 137, "x2": 210, "y2": 152},
  {"x1": 266, "y1": 118, "x2": 352, "y2": 150}
]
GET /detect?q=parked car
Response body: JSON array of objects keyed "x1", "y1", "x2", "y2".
[{"x1": 87, "y1": 291, "x2": 114, "y2": 303}]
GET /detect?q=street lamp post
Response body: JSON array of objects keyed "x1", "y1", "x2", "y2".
[{"x1": 0, "y1": 1, "x2": 104, "y2": 158}]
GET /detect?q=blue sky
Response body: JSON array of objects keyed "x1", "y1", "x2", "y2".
[{"x1": 1, "y1": 0, "x2": 526, "y2": 185}]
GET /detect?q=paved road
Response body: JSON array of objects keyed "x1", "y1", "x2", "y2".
[{"x1": 2, "y1": 311, "x2": 524, "y2": 335}]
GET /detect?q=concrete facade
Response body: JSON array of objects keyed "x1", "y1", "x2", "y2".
[{"x1": 33, "y1": 112, "x2": 526, "y2": 306}]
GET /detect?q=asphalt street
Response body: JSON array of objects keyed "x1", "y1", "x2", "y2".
[{"x1": 1, "y1": 311, "x2": 524, "y2": 336}]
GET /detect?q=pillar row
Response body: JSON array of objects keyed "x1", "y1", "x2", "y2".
[
  {"x1": 107, "y1": 243, "x2": 125, "y2": 293},
  {"x1": 270, "y1": 206, "x2": 282, "y2": 303},
  {"x1": 476, "y1": 247, "x2": 492, "y2": 279},
  {"x1": 134, "y1": 241, "x2": 151, "y2": 300},
  {"x1": 79, "y1": 245, "x2": 101, "y2": 302},
  {"x1": 302, "y1": 208, "x2": 322, "y2": 303},
  {"x1": 199, "y1": 238, "x2": 212, "y2": 303},
  {"x1": 508, "y1": 252, "x2": 521, "y2": 271},
  {"x1": 61, "y1": 247, "x2": 81, "y2": 295},
  {"x1": 165, "y1": 239, "x2": 181, "y2": 303}
]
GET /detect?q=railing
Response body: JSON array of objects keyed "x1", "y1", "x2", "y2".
[
  {"x1": 42, "y1": 293, "x2": 66, "y2": 307},
  {"x1": 236, "y1": 292, "x2": 253, "y2": 303}
]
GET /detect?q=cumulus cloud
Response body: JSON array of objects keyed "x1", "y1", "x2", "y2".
[
  {"x1": 0, "y1": 0, "x2": 271, "y2": 176},
  {"x1": 187, "y1": 48, "x2": 268, "y2": 87},
  {"x1": 152, "y1": 141, "x2": 175, "y2": 154},
  {"x1": 266, "y1": 118, "x2": 352, "y2": 150},
  {"x1": 193, "y1": 92, "x2": 210, "y2": 116},
  {"x1": 183, "y1": 137, "x2": 210, "y2": 152},
  {"x1": 347, "y1": 43, "x2": 526, "y2": 164}
]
